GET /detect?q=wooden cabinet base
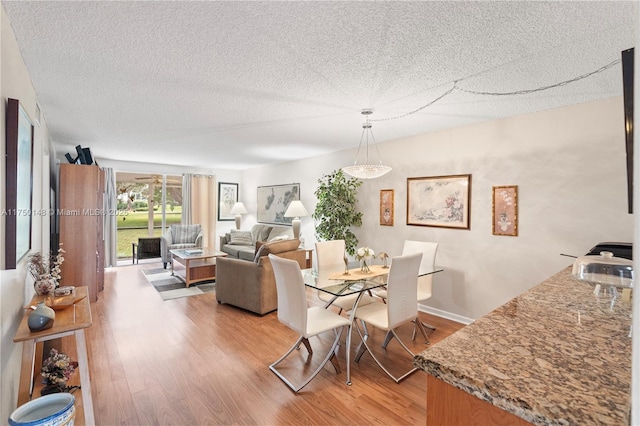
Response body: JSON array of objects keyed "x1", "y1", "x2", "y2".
[{"x1": 426, "y1": 375, "x2": 532, "y2": 426}]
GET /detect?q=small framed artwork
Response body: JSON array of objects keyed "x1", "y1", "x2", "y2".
[
  {"x1": 218, "y1": 182, "x2": 238, "y2": 221},
  {"x1": 492, "y1": 185, "x2": 518, "y2": 236},
  {"x1": 407, "y1": 174, "x2": 471, "y2": 229},
  {"x1": 380, "y1": 189, "x2": 394, "y2": 226}
]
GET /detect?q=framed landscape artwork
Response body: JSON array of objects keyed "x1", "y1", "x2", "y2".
[
  {"x1": 380, "y1": 189, "x2": 394, "y2": 226},
  {"x1": 257, "y1": 183, "x2": 300, "y2": 225},
  {"x1": 492, "y1": 185, "x2": 518, "y2": 236},
  {"x1": 407, "y1": 174, "x2": 471, "y2": 229},
  {"x1": 5, "y1": 98, "x2": 34, "y2": 269},
  {"x1": 218, "y1": 182, "x2": 238, "y2": 221}
]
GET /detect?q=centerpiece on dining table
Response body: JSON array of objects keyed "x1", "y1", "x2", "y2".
[{"x1": 355, "y1": 247, "x2": 375, "y2": 273}]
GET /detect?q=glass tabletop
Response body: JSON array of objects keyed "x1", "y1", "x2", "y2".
[
  {"x1": 170, "y1": 248, "x2": 226, "y2": 259},
  {"x1": 301, "y1": 262, "x2": 443, "y2": 297}
]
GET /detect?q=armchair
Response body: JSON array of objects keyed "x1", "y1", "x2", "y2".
[{"x1": 161, "y1": 224, "x2": 203, "y2": 268}]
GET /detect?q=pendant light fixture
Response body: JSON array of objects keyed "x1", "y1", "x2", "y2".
[{"x1": 342, "y1": 109, "x2": 392, "y2": 179}]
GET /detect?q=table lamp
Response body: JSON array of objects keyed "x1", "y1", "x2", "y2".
[
  {"x1": 284, "y1": 200, "x2": 309, "y2": 240},
  {"x1": 230, "y1": 202, "x2": 248, "y2": 230}
]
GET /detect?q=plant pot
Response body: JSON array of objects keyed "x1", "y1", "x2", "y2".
[{"x1": 8, "y1": 393, "x2": 75, "y2": 426}]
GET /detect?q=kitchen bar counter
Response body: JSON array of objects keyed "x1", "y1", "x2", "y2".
[{"x1": 415, "y1": 266, "x2": 632, "y2": 425}]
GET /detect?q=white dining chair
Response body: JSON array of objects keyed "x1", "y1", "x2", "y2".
[
  {"x1": 354, "y1": 252, "x2": 422, "y2": 383},
  {"x1": 375, "y1": 240, "x2": 438, "y2": 343},
  {"x1": 268, "y1": 254, "x2": 351, "y2": 392},
  {"x1": 315, "y1": 240, "x2": 376, "y2": 314}
]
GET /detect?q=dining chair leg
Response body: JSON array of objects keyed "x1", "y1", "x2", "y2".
[
  {"x1": 269, "y1": 328, "x2": 345, "y2": 393},
  {"x1": 382, "y1": 331, "x2": 394, "y2": 349},
  {"x1": 354, "y1": 323, "x2": 370, "y2": 362},
  {"x1": 412, "y1": 319, "x2": 431, "y2": 344},
  {"x1": 354, "y1": 324, "x2": 418, "y2": 383},
  {"x1": 422, "y1": 321, "x2": 436, "y2": 331},
  {"x1": 301, "y1": 337, "x2": 313, "y2": 354}
]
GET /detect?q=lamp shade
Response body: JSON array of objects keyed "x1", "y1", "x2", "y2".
[
  {"x1": 230, "y1": 202, "x2": 248, "y2": 215},
  {"x1": 284, "y1": 200, "x2": 308, "y2": 218}
]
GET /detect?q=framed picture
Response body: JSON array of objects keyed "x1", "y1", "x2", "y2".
[
  {"x1": 257, "y1": 183, "x2": 300, "y2": 225},
  {"x1": 5, "y1": 98, "x2": 34, "y2": 269},
  {"x1": 407, "y1": 174, "x2": 471, "y2": 229},
  {"x1": 218, "y1": 182, "x2": 238, "y2": 221},
  {"x1": 492, "y1": 185, "x2": 518, "y2": 236},
  {"x1": 380, "y1": 189, "x2": 394, "y2": 226}
]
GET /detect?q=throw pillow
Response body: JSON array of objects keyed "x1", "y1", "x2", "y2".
[
  {"x1": 269, "y1": 234, "x2": 289, "y2": 242},
  {"x1": 254, "y1": 239, "x2": 300, "y2": 262},
  {"x1": 229, "y1": 230, "x2": 253, "y2": 246}
]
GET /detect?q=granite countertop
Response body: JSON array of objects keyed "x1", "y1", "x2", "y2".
[{"x1": 415, "y1": 266, "x2": 632, "y2": 425}]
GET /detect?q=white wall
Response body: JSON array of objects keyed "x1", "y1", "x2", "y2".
[
  {"x1": 1, "y1": 5, "x2": 53, "y2": 420},
  {"x1": 242, "y1": 96, "x2": 633, "y2": 322}
]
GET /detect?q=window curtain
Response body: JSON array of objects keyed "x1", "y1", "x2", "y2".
[
  {"x1": 182, "y1": 173, "x2": 193, "y2": 225},
  {"x1": 182, "y1": 174, "x2": 216, "y2": 248},
  {"x1": 103, "y1": 168, "x2": 117, "y2": 267}
]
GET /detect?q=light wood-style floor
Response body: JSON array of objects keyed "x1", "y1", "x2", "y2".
[{"x1": 58, "y1": 262, "x2": 465, "y2": 425}]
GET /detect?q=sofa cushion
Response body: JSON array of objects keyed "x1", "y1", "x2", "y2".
[
  {"x1": 238, "y1": 248, "x2": 256, "y2": 261},
  {"x1": 254, "y1": 239, "x2": 300, "y2": 262},
  {"x1": 221, "y1": 245, "x2": 241, "y2": 257},
  {"x1": 250, "y1": 224, "x2": 273, "y2": 243},
  {"x1": 171, "y1": 224, "x2": 201, "y2": 244},
  {"x1": 229, "y1": 230, "x2": 253, "y2": 246},
  {"x1": 267, "y1": 226, "x2": 293, "y2": 242}
]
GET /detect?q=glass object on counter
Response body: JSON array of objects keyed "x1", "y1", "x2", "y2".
[{"x1": 572, "y1": 251, "x2": 633, "y2": 289}]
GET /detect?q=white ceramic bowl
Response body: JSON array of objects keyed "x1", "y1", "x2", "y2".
[{"x1": 8, "y1": 393, "x2": 75, "y2": 426}]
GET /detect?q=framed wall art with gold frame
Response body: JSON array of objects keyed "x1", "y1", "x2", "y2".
[
  {"x1": 407, "y1": 174, "x2": 471, "y2": 229},
  {"x1": 380, "y1": 189, "x2": 394, "y2": 226},
  {"x1": 492, "y1": 185, "x2": 518, "y2": 236}
]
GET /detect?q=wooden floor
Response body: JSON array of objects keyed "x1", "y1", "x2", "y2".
[{"x1": 59, "y1": 262, "x2": 465, "y2": 425}]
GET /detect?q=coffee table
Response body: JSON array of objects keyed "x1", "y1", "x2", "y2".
[{"x1": 170, "y1": 248, "x2": 228, "y2": 287}]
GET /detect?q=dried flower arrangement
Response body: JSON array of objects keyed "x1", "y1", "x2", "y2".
[
  {"x1": 27, "y1": 244, "x2": 65, "y2": 283},
  {"x1": 40, "y1": 348, "x2": 79, "y2": 395}
]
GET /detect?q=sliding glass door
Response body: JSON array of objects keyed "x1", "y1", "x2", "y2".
[{"x1": 115, "y1": 173, "x2": 182, "y2": 261}]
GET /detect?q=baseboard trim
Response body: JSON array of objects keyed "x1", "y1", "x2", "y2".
[{"x1": 418, "y1": 305, "x2": 474, "y2": 325}]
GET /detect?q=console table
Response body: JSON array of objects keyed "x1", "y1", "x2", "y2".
[{"x1": 14, "y1": 286, "x2": 95, "y2": 425}]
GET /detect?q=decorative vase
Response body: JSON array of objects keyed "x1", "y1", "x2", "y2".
[
  {"x1": 34, "y1": 275, "x2": 56, "y2": 296},
  {"x1": 28, "y1": 302, "x2": 55, "y2": 332},
  {"x1": 360, "y1": 258, "x2": 371, "y2": 273}
]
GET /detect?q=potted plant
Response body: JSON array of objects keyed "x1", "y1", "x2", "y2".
[{"x1": 312, "y1": 169, "x2": 362, "y2": 255}]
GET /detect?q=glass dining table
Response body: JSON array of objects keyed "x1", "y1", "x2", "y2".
[{"x1": 301, "y1": 262, "x2": 443, "y2": 386}]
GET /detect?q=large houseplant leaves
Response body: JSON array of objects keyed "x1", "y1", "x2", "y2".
[{"x1": 312, "y1": 169, "x2": 362, "y2": 255}]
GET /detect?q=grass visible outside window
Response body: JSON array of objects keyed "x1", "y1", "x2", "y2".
[{"x1": 116, "y1": 209, "x2": 182, "y2": 258}]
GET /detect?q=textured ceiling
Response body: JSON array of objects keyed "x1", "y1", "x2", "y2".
[{"x1": 2, "y1": 1, "x2": 636, "y2": 170}]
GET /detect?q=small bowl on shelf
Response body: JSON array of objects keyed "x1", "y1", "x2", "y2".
[{"x1": 45, "y1": 287, "x2": 77, "y2": 310}]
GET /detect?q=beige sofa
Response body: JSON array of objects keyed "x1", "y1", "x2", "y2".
[
  {"x1": 219, "y1": 223, "x2": 294, "y2": 261},
  {"x1": 216, "y1": 238, "x2": 305, "y2": 315}
]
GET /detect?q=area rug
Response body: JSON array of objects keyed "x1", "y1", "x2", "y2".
[{"x1": 142, "y1": 268, "x2": 215, "y2": 301}]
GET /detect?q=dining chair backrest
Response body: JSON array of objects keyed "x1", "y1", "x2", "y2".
[
  {"x1": 315, "y1": 240, "x2": 346, "y2": 268},
  {"x1": 402, "y1": 240, "x2": 438, "y2": 302},
  {"x1": 269, "y1": 254, "x2": 307, "y2": 336},
  {"x1": 386, "y1": 252, "x2": 422, "y2": 329}
]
